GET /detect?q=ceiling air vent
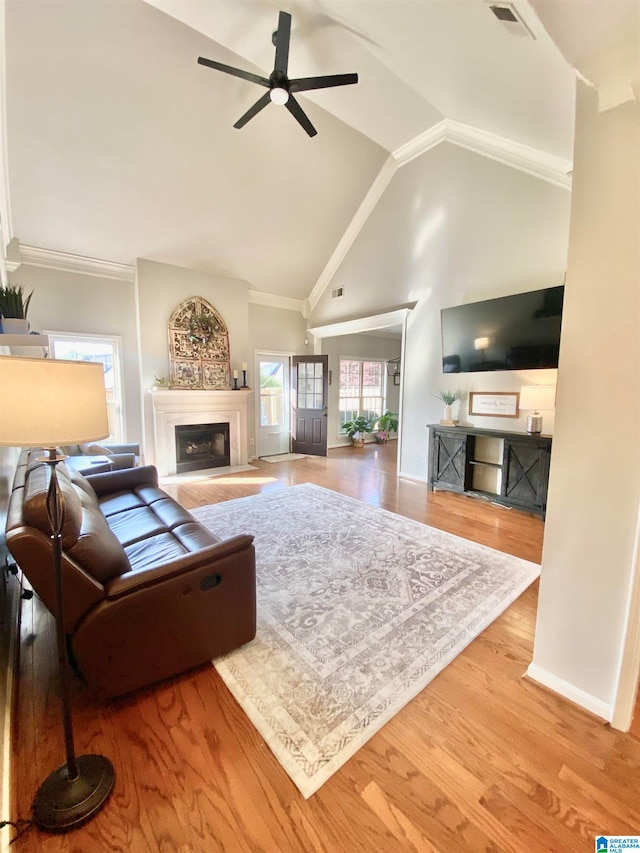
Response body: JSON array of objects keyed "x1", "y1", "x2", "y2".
[
  {"x1": 331, "y1": 286, "x2": 344, "y2": 299},
  {"x1": 488, "y1": 3, "x2": 536, "y2": 39}
]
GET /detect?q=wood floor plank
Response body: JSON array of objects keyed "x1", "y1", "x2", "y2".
[{"x1": 7, "y1": 443, "x2": 639, "y2": 851}]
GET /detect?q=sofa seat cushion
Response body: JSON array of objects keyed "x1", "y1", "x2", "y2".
[
  {"x1": 135, "y1": 485, "x2": 168, "y2": 505},
  {"x1": 124, "y1": 532, "x2": 190, "y2": 572},
  {"x1": 107, "y1": 506, "x2": 168, "y2": 546},
  {"x1": 99, "y1": 491, "x2": 146, "y2": 517},
  {"x1": 173, "y1": 522, "x2": 220, "y2": 551},
  {"x1": 149, "y1": 499, "x2": 196, "y2": 530}
]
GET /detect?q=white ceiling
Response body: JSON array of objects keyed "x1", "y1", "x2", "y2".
[{"x1": 3, "y1": 0, "x2": 637, "y2": 302}]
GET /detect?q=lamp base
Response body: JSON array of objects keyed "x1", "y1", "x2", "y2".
[
  {"x1": 526, "y1": 412, "x2": 543, "y2": 434},
  {"x1": 33, "y1": 754, "x2": 115, "y2": 833}
]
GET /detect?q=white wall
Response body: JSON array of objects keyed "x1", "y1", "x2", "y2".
[
  {"x1": 136, "y1": 258, "x2": 252, "y2": 461},
  {"x1": 7, "y1": 264, "x2": 142, "y2": 442},
  {"x1": 248, "y1": 303, "x2": 308, "y2": 355},
  {"x1": 136, "y1": 260, "x2": 314, "y2": 463},
  {"x1": 530, "y1": 77, "x2": 640, "y2": 720},
  {"x1": 309, "y1": 143, "x2": 571, "y2": 478}
]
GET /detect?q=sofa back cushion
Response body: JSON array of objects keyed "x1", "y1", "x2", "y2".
[
  {"x1": 22, "y1": 460, "x2": 130, "y2": 584},
  {"x1": 23, "y1": 464, "x2": 83, "y2": 548}
]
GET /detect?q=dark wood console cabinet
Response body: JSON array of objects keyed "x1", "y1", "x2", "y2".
[{"x1": 428, "y1": 424, "x2": 552, "y2": 519}]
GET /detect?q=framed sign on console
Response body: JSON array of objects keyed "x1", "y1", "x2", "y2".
[{"x1": 469, "y1": 391, "x2": 519, "y2": 418}]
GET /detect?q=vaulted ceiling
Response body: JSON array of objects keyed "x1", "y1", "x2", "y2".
[{"x1": 2, "y1": 0, "x2": 637, "y2": 302}]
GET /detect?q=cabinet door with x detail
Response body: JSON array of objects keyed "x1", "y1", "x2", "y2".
[
  {"x1": 502, "y1": 439, "x2": 550, "y2": 516},
  {"x1": 430, "y1": 431, "x2": 470, "y2": 492}
]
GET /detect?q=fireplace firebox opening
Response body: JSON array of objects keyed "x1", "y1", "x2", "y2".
[{"x1": 174, "y1": 423, "x2": 230, "y2": 474}]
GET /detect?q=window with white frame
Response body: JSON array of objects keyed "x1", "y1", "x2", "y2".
[
  {"x1": 338, "y1": 358, "x2": 385, "y2": 431},
  {"x1": 47, "y1": 332, "x2": 125, "y2": 442}
]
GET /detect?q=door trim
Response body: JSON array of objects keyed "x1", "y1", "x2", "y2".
[{"x1": 254, "y1": 350, "x2": 295, "y2": 459}]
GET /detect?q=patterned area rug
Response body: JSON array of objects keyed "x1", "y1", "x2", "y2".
[{"x1": 193, "y1": 484, "x2": 540, "y2": 798}]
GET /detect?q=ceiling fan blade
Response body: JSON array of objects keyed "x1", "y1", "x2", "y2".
[
  {"x1": 233, "y1": 91, "x2": 272, "y2": 129},
  {"x1": 197, "y1": 56, "x2": 269, "y2": 88},
  {"x1": 274, "y1": 11, "x2": 292, "y2": 74},
  {"x1": 290, "y1": 73, "x2": 358, "y2": 93},
  {"x1": 285, "y1": 95, "x2": 317, "y2": 137}
]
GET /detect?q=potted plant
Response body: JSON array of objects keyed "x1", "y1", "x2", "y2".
[
  {"x1": 374, "y1": 410, "x2": 399, "y2": 443},
  {"x1": 0, "y1": 283, "x2": 33, "y2": 334},
  {"x1": 342, "y1": 415, "x2": 374, "y2": 447},
  {"x1": 433, "y1": 389, "x2": 462, "y2": 423}
]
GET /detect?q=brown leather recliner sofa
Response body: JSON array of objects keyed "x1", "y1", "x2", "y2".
[{"x1": 5, "y1": 449, "x2": 256, "y2": 699}]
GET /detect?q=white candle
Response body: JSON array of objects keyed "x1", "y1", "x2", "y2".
[
  {"x1": 241, "y1": 362, "x2": 247, "y2": 371},
  {"x1": 233, "y1": 370, "x2": 238, "y2": 379}
]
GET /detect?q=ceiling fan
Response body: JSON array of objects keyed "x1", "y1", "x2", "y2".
[{"x1": 197, "y1": 10, "x2": 358, "y2": 137}]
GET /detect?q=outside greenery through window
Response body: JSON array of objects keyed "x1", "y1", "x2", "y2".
[
  {"x1": 339, "y1": 359, "x2": 385, "y2": 431},
  {"x1": 259, "y1": 361, "x2": 284, "y2": 426}
]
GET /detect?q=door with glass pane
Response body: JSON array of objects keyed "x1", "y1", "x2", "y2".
[
  {"x1": 257, "y1": 354, "x2": 291, "y2": 458},
  {"x1": 291, "y1": 355, "x2": 328, "y2": 456}
]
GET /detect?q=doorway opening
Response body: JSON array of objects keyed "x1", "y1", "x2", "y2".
[{"x1": 256, "y1": 353, "x2": 291, "y2": 459}]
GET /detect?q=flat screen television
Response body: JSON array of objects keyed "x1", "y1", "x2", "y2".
[{"x1": 441, "y1": 285, "x2": 564, "y2": 373}]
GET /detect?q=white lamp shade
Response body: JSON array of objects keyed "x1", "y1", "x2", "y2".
[
  {"x1": 474, "y1": 337, "x2": 490, "y2": 351},
  {"x1": 519, "y1": 384, "x2": 556, "y2": 412},
  {"x1": 0, "y1": 356, "x2": 110, "y2": 448}
]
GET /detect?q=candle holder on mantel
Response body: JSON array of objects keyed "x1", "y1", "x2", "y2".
[
  {"x1": 241, "y1": 369, "x2": 249, "y2": 389},
  {"x1": 232, "y1": 374, "x2": 239, "y2": 390}
]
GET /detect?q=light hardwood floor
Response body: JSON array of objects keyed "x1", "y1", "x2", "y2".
[{"x1": 8, "y1": 443, "x2": 640, "y2": 851}]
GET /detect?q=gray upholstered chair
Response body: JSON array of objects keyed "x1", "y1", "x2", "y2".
[{"x1": 60, "y1": 442, "x2": 141, "y2": 470}]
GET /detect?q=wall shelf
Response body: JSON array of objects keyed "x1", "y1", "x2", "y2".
[{"x1": 0, "y1": 334, "x2": 49, "y2": 347}]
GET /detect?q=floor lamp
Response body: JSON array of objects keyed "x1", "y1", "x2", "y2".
[{"x1": 0, "y1": 355, "x2": 115, "y2": 832}]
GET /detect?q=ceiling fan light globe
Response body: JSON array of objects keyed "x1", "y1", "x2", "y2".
[{"x1": 270, "y1": 87, "x2": 289, "y2": 105}]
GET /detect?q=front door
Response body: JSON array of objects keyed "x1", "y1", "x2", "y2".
[
  {"x1": 291, "y1": 355, "x2": 328, "y2": 456},
  {"x1": 257, "y1": 354, "x2": 291, "y2": 458}
]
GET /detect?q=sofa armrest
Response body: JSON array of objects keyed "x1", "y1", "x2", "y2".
[
  {"x1": 108, "y1": 453, "x2": 137, "y2": 470},
  {"x1": 104, "y1": 534, "x2": 255, "y2": 599},
  {"x1": 86, "y1": 464, "x2": 159, "y2": 496},
  {"x1": 104, "y1": 443, "x2": 140, "y2": 455}
]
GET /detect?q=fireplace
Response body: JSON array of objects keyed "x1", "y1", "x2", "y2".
[
  {"x1": 148, "y1": 388, "x2": 252, "y2": 476},
  {"x1": 175, "y1": 423, "x2": 230, "y2": 474}
]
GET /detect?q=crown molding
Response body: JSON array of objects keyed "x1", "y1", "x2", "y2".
[
  {"x1": 18, "y1": 245, "x2": 135, "y2": 281},
  {"x1": 308, "y1": 154, "x2": 398, "y2": 311},
  {"x1": 392, "y1": 120, "x2": 449, "y2": 166},
  {"x1": 393, "y1": 119, "x2": 572, "y2": 188},
  {"x1": 308, "y1": 120, "x2": 573, "y2": 310},
  {"x1": 443, "y1": 120, "x2": 573, "y2": 190},
  {"x1": 308, "y1": 308, "x2": 412, "y2": 340},
  {"x1": 248, "y1": 289, "x2": 306, "y2": 317}
]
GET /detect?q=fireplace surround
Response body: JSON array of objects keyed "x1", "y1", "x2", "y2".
[{"x1": 148, "y1": 388, "x2": 252, "y2": 476}]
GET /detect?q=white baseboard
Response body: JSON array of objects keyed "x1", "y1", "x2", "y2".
[
  {"x1": 398, "y1": 470, "x2": 428, "y2": 484},
  {"x1": 526, "y1": 662, "x2": 612, "y2": 722}
]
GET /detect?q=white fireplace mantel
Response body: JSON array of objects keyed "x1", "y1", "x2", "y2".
[{"x1": 148, "y1": 387, "x2": 253, "y2": 476}]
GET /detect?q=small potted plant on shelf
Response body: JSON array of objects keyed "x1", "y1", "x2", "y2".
[
  {"x1": 433, "y1": 389, "x2": 462, "y2": 425},
  {"x1": 0, "y1": 283, "x2": 33, "y2": 334},
  {"x1": 342, "y1": 415, "x2": 375, "y2": 447},
  {"x1": 374, "y1": 410, "x2": 399, "y2": 443}
]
